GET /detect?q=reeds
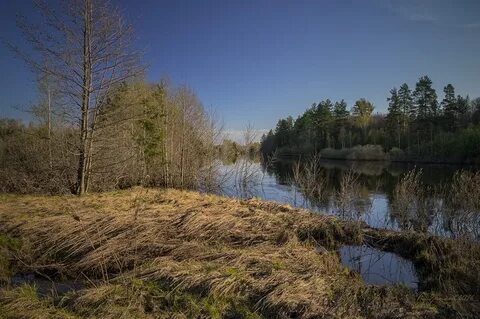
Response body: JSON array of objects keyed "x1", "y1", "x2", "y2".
[
  {"x1": 443, "y1": 170, "x2": 480, "y2": 239},
  {"x1": 336, "y1": 169, "x2": 361, "y2": 218},
  {"x1": 291, "y1": 154, "x2": 327, "y2": 202},
  {"x1": 391, "y1": 168, "x2": 432, "y2": 232}
]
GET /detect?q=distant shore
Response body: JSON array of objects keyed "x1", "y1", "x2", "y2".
[{"x1": 272, "y1": 144, "x2": 480, "y2": 165}]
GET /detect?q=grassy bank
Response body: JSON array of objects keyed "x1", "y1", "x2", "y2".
[{"x1": 0, "y1": 189, "x2": 479, "y2": 318}]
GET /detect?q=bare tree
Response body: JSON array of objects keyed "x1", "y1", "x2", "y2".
[{"x1": 11, "y1": 0, "x2": 143, "y2": 194}]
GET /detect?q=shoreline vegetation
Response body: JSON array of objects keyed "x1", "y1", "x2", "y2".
[
  {"x1": 273, "y1": 144, "x2": 480, "y2": 165},
  {"x1": 260, "y1": 76, "x2": 480, "y2": 165},
  {"x1": 1, "y1": 188, "x2": 480, "y2": 318}
]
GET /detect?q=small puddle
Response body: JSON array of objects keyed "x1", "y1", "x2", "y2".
[
  {"x1": 11, "y1": 273, "x2": 84, "y2": 297},
  {"x1": 339, "y1": 245, "x2": 419, "y2": 289}
]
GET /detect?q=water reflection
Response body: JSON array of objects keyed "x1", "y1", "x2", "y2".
[
  {"x1": 339, "y1": 245, "x2": 418, "y2": 289},
  {"x1": 11, "y1": 273, "x2": 84, "y2": 297},
  {"x1": 217, "y1": 158, "x2": 480, "y2": 240}
]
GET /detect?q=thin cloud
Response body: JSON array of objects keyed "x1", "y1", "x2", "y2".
[
  {"x1": 382, "y1": 0, "x2": 479, "y2": 28},
  {"x1": 462, "y1": 22, "x2": 480, "y2": 29},
  {"x1": 382, "y1": 0, "x2": 440, "y2": 23}
]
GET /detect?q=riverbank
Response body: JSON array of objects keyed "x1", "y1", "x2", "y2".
[{"x1": 1, "y1": 188, "x2": 479, "y2": 318}]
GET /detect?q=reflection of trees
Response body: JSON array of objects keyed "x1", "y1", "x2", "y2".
[{"x1": 259, "y1": 158, "x2": 480, "y2": 238}]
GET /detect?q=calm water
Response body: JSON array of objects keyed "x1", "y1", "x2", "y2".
[
  {"x1": 218, "y1": 159, "x2": 480, "y2": 240},
  {"x1": 11, "y1": 273, "x2": 84, "y2": 297},
  {"x1": 340, "y1": 245, "x2": 418, "y2": 288}
]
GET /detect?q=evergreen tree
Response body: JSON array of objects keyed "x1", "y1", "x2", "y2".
[
  {"x1": 456, "y1": 95, "x2": 470, "y2": 129},
  {"x1": 398, "y1": 83, "x2": 413, "y2": 134},
  {"x1": 275, "y1": 117, "x2": 294, "y2": 147},
  {"x1": 334, "y1": 99, "x2": 349, "y2": 148},
  {"x1": 334, "y1": 99, "x2": 349, "y2": 121},
  {"x1": 412, "y1": 76, "x2": 438, "y2": 152},
  {"x1": 472, "y1": 98, "x2": 480, "y2": 125},
  {"x1": 441, "y1": 84, "x2": 457, "y2": 131},
  {"x1": 315, "y1": 99, "x2": 333, "y2": 148},
  {"x1": 387, "y1": 88, "x2": 402, "y2": 147},
  {"x1": 413, "y1": 75, "x2": 438, "y2": 121}
]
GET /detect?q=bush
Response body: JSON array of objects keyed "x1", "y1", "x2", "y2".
[
  {"x1": 319, "y1": 148, "x2": 350, "y2": 160},
  {"x1": 347, "y1": 145, "x2": 386, "y2": 161},
  {"x1": 320, "y1": 145, "x2": 387, "y2": 161},
  {"x1": 388, "y1": 147, "x2": 406, "y2": 161}
]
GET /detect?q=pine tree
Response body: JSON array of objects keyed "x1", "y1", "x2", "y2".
[
  {"x1": 387, "y1": 88, "x2": 402, "y2": 147},
  {"x1": 441, "y1": 84, "x2": 457, "y2": 131},
  {"x1": 334, "y1": 99, "x2": 349, "y2": 121},
  {"x1": 334, "y1": 99, "x2": 349, "y2": 148},
  {"x1": 456, "y1": 95, "x2": 470, "y2": 129},
  {"x1": 398, "y1": 83, "x2": 414, "y2": 122},
  {"x1": 413, "y1": 75, "x2": 438, "y2": 121},
  {"x1": 275, "y1": 118, "x2": 294, "y2": 147},
  {"x1": 315, "y1": 99, "x2": 333, "y2": 148}
]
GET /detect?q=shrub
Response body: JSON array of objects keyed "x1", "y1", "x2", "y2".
[
  {"x1": 347, "y1": 145, "x2": 386, "y2": 161},
  {"x1": 320, "y1": 145, "x2": 387, "y2": 161},
  {"x1": 388, "y1": 147, "x2": 406, "y2": 161},
  {"x1": 319, "y1": 148, "x2": 350, "y2": 160}
]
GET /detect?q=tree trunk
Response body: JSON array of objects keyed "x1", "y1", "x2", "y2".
[
  {"x1": 47, "y1": 84, "x2": 52, "y2": 170},
  {"x1": 163, "y1": 104, "x2": 169, "y2": 188},
  {"x1": 77, "y1": 0, "x2": 92, "y2": 195},
  {"x1": 180, "y1": 103, "x2": 186, "y2": 188}
]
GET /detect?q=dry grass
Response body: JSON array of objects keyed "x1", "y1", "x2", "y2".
[
  {"x1": 0, "y1": 285, "x2": 78, "y2": 319},
  {"x1": 0, "y1": 187, "x2": 478, "y2": 318}
]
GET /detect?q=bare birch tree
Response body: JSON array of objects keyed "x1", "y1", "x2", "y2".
[{"x1": 11, "y1": 0, "x2": 143, "y2": 194}]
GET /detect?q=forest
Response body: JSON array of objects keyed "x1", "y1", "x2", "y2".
[{"x1": 261, "y1": 76, "x2": 480, "y2": 163}]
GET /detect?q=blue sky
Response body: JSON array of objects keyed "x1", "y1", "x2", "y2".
[{"x1": 1, "y1": 0, "x2": 479, "y2": 133}]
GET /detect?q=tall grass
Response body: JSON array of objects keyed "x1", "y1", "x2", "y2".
[
  {"x1": 291, "y1": 155, "x2": 327, "y2": 203},
  {"x1": 335, "y1": 169, "x2": 362, "y2": 219},
  {"x1": 391, "y1": 168, "x2": 432, "y2": 232},
  {"x1": 443, "y1": 170, "x2": 480, "y2": 239}
]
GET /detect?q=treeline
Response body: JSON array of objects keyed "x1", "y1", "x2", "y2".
[
  {"x1": 261, "y1": 75, "x2": 480, "y2": 163},
  {"x1": 0, "y1": 80, "x2": 218, "y2": 194}
]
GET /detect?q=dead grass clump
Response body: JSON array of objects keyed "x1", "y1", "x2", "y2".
[
  {"x1": 0, "y1": 285, "x2": 78, "y2": 319},
  {"x1": 296, "y1": 217, "x2": 364, "y2": 249}
]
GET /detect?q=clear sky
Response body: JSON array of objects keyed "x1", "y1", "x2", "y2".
[{"x1": 1, "y1": 0, "x2": 479, "y2": 133}]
